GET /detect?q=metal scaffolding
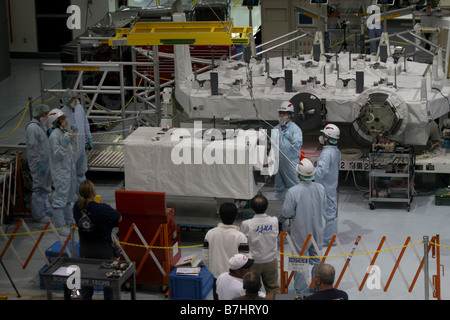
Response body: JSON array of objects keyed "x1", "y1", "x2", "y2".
[{"x1": 38, "y1": 42, "x2": 168, "y2": 171}]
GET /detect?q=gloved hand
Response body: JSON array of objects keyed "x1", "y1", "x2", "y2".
[
  {"x1": 278, "y1": 215, "x2": 290, "y2": 233},
  {"x1": 63, "y1": 135, "x2": 71, "y2": 146},
  {"x1": 37, "y1": 162, "x2": 46, "y2": 175},
  {"x1": 283, "y1": 131, "x2": 292, "y2": 141},
  {"x1": 87, "y1": 138, "x2": 94, "y2": 150},
  {"x1": 70, "y1": 125, "x2": 78, "y2": 133}
]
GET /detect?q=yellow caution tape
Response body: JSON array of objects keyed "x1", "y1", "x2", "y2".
[
  {"x1": 0, "y1": 226, "x2": 72, "y2": 236},
  {"x1": 114, "y1": 240, "x2": 203, "y2": 250},
  {"x1": 279, "y1": 241, "x2": 424, "y2": 259},
  {"x1": 0, "y1": 102, "x2": 30, "y2": 140},
  {"x1": 1, "y1": 227, "x2": 447, "y2": 259}
]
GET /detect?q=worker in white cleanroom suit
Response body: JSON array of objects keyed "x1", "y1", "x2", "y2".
[
  {"x1": 280, "y1": 158, "x2": 326, "y2": 294},
  {"x1": 25, "y1": 103, "x2": 52, "y2": 223},
  {"x1": 315, "y1": 124, "x2": 341, "y2": 247},
  {"x1": 61, "y1": 89, "x2": 93, "y2": 195},
  {"x1": 274, "y1": 101, "x2": 303, "y2": 201},
  {"x1": 47, "y1": 108, "x2": 77, "y2": 236}
]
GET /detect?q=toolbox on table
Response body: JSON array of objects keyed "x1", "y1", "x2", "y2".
[
  {"x1": 45, "y1": 241, "x2": 80, "y2": 263},
  {"x1": 169, "y1": 267, "x2": 214, "y2": 300},
  {"x1": 435, "y1": 188, "x2": 450, "y2": 206}
]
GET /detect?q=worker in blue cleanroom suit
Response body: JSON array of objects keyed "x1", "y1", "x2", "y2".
[
  {"x1": 367, "y1": 5, "x2": 383, "y2": 54},
  {"x1": 61, "y1": 89, "x2": 93, "y2": 196},
  {"x1": 47, "y1": 108, "x2": 77, "y2": 236},
  {"x1": 280, "y1": 158, "x2": 326, "y2": 294},
  {"x1": 314, "y1": 124, "x2": 342, "y2": 247},
  {"x1": 274, "y1": 101, "x2": 303, "y2": 201},
  {"x1": 25, "y1": 103, "x2": 52, "y2": 223}
]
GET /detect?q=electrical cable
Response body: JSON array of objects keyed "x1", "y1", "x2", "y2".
[
  {"x1": 0, "y1": 102, "x2": 30, "y2": 140},
  {"x1": 243, "y1": 60, "x2": 302, "y2": 172}
]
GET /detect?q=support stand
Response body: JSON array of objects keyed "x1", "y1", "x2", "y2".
[
  {"x1": 310, "y1": 31, "x2": 325, "y2": 59},
  {"x1": 375, "y1": 32, "x2": 391, "y2": 61},
  {"x1": 0, "y1": 259, "x2": 21, "y2": 298}
]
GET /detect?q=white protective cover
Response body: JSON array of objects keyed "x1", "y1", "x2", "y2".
[{"x1": 123, "y1": 127, "x2": 266, "y2": 199}]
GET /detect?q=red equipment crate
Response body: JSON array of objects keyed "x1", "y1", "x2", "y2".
[{"x1": 115, "y1": 190, "x2": 181, "y2": 287}]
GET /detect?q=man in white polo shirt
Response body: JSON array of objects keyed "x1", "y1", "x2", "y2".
[
  {"x1": 203, "y1": 203, "x2": 250, "y2": 300},
  {"x1": 216, "y1": 254, "x2": 266, "y2": 300},
  {"x1": 240, "y1": 194, "x2": 280, "y2": 295}
]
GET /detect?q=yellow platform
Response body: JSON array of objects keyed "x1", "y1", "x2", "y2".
[{"x1": 108, "y1": 21, "x2": 252, "y2": 46}]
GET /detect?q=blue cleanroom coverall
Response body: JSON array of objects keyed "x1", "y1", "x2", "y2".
[
  {"x1": 48, "y1": 127, "x2": 77, "y2": 232},
  {"x1": 25, "y1": 119, "x2": 52, "y2": 222},
  {"x1": 61, "y1": 103, "x2": 92, "y2": 194},
  {"x1": 281, "y1": 180, "x2": 326, "y2": 294},
  {"x1": 314, "y1": 145, "x2": 341, "y2": 246},
  {"x1": 274, "y1": 121, "x2": 303, "y2": 200}
]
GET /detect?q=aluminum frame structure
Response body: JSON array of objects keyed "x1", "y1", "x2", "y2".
[{"x1": 38, "y1": 48, "x2": 162, "y2": 171}]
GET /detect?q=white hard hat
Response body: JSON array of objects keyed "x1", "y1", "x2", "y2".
[
  {"x1": 320, "y1": 124, "x2": 340, "y2": 142},
  {"x1": 47, "y1": 108, "x2": 65, "y2": 128},
  {"x1": 296, "y1": 158, "x2": 315, "y2": 180},
  {"x1": 278, "y1": 101, "x2": 294, "y2": 113}
]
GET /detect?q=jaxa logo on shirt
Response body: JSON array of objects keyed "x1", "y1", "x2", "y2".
[{"x1": 255, "y1": 224, "x2": 273, "y2": 234}]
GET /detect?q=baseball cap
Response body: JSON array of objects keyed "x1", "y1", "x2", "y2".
[{"x1": 229, "y1": 254, "x2": 255, "y2": 270}]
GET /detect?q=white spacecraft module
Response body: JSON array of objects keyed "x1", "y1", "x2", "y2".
[
  {"x1": 123, "y1": 126, "x2": 273, "y2": 199},
  {"x1": 174, "y1": 41, "x2": 450, "y2": 146}
]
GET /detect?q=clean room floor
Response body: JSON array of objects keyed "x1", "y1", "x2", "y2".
[{"x1": 0, "y1": 59, "x2": 449, "y2": 301}]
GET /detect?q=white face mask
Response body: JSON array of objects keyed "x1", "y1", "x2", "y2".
[
  {"x1": 279, "y1": 116, "x2": 290, "y2": 126},
  {"x1": 39, "y1": 116, "x2": 48, "y2": 129},
  {"x1": 61, "y1": 118, "x2": 70, "y2": 130},
  {"x1": 319, "y1": 135, "x2": 326, "y2": 145},
  {"x1": 69, "y1": 99, "x2": 80, "y2": 108}
]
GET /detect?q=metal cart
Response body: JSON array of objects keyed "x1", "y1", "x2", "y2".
[
  {"x1": 40, "y1": 257, "x2": 136, "y2": 300},
  {"x1": 368, "y1": 148, "x2": 415, "y2": 211}
]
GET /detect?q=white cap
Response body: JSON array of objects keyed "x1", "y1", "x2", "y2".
[{"x1": 229, "y1": 254, "x2": 254, "y2": 270}]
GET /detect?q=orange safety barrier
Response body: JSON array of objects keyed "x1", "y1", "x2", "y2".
[
  {"x1": 335, "y1": 235, "x2": 361, "y2": 288},
  {"x1": 279, "y1": 232, "x2": 316, "y2": 294},
  {"x1": 22, "y1": 221, "x2": 52, "y2": 269},
  {"x1": 409, "y1": 235, "x2": 443, "y2": 299},
  {"x1": 279, "y1": 232, "x2": 443, "y2": 299},
  {"x1": 358, "y1": 236, "x2": 386, "y2": 291},
  {"x1": 119, "y1": 222, "x2": 181, "y2": 293},
  {"x1": 0, "y1": 219, "x2": 74, "y2": 270},
  {"x1": 0, "y1": 219, "x2": 23, "y2": 261},
  {"x1": 383, "y1": 236, "x2": 411, "y2": 292},
  {"x1": 434, "y1": 235, "x2": 443, "y2": 300},
  {"x1": 308, "y1": 234, "x2": 337, "y2": 289}
]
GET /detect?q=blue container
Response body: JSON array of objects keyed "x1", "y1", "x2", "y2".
[
  {"x1": 45, "y1": 241, "x2": 80, "y2": 263},
  {"x1": 169, "y1": 267, "x2": 214, "y2": 300},
  {"x1": 39, "y1": 264, "x2": 64, "y2": 290},
  {"x1": 444, "y1": 139, "x2": 450, "y2": 149}
]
